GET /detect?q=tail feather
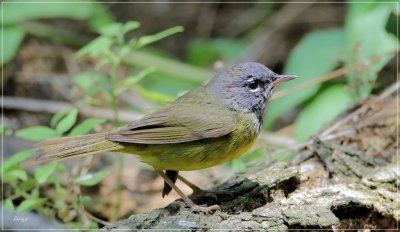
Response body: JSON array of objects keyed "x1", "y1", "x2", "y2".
[{"x1": 34, "y1": 133, "x2": 124, "y2": 162}]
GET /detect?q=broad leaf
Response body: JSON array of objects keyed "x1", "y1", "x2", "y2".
[
  {"x1": 50, "y1": 111, "x2": 68, "y2": 128},
  {"x1": 20, "y1": 179, "x2": 37, "y2": 192},
  {"x1": 295, "y1": 85, "x2": 354, "y2": 141},
  {"x1": 187, "y1": 39, "x2": 246, "y2": 67},
  {"x1": 76, "y1": 36, "x2": 113, "y2": 58},
  {"x1": 34, "y1": 162, "x2": 57, "y2": 184},
  {"x1": 1, "y1": 149, "x2": 34, "y2": 173},
  {"x1": 88, "y1": 4, "x2": 115, "y2": 31},
  {"x1": 16, "y1": 198, "x2": 46, "y2": 213},
  {"x1": 3, "y1": 199, "x2": 14, "y2": 211},
  {"x1": 69, "y1": 118, "x2": 106, "y2": 136},
  {"x1": 1, "y1": 25, "x2": 25, "y2": 64},
  {"x1": 98, "y1": 22, "x2": 122, "y2": 37},
  {"x1": 4, "y1": 169, "x2": 28, "y2": 182},
  {"x1": 265, "y1": 28, "x2": 346, "y2": 127},
  {"x1": 16, "y1": 126, "x2": 58, "y2": 141},
  {"x1": 345, "y1": 2, "x2": 398, "y2": 97},
  {"x1": 3, "y1": 2, "x2": 93, "y2": 24},
  {"x1": 56, "y1": 109, "x2": 78, "y2": 135}
]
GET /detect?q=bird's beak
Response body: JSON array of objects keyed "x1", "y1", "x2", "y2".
[{"x1": 272, "y1": 74, "x2": 297, "y2": 87}]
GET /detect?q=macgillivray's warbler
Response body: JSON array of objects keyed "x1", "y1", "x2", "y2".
[{"x1": 34, "y1": 62, "x2": 296, "y2": 213}]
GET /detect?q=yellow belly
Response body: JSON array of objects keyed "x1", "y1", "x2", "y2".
[
  {"x1": 118, "y1": 113, "x2": 260, "y2": 171},
  {"x1": 119, "y1": 132, "x2": 257, "y2": 171}
]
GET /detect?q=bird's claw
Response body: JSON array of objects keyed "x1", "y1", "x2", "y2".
[{"x1": 191, "y1": 204, "x2": 220, "y2": 214}]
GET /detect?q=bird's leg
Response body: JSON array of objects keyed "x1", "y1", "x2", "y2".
[
  {"x1": 156, "y1": 170, "x2": 220, "y2": 213},
  {"x1": 162, "y1": 170, "x2": 178, "y2": 197},
  {"x1": 177, "y1": 174, "x2": 234, "y2": 200}
]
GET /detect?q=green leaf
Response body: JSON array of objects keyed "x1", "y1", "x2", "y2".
[
  {"x1": 76, "y1": 36, "x2": 113, "y2": 58},
  {"x1": 31, "y1": 188, "x2": 40, "y2": 199},
  {"x1": 122, "y1": 21, "x2": 141, "y2": 34},
  {"x1": 265, "y1": 28, "x2": 346, "y2": 128},
  {"x1": 78, "y1": 196, "x2": 91, "y2": 206},
  {"x1": 5, "y1": 169, "x2": 28, "y2": 182},
  {"x1": 187, "y1": 39, "x2": 246, "y2": 67},
  {"x1": 74, "y1": 170, "x2": 110, "y2": 186},
  {"x1": 73, "y1": 72, "x2": 93, "y2": 90},
  {"x1": 88, "y1": 3, "x2": 115, "y2": 31},
  {"x1": 136, "y1": 26, "x2": 184, "y2": 49},
  {"x1": 98, "y1": 22, "x2": 122, "y2": 37},
  {"x1": 116, "y1": 67, "x2": 155, "y2": 95},
  {"x1": 119, "y1": 44, "x2": 131, "y2": 57},
  {"x1": 345, "y1": 2, "x2": 398, "y2": 97},
  {"x1": 295, "y1": 85, "x2": 355, "y2": 141},
  {"x1": 34, "y1": 162, "x2": 57, "y2": 184},
  {"x1": 2, "y1": 25, "x2": 25, "y2": 65},
  {"x1": 95, "y1": 57, "x2": 112, "y2": 70},
  {"x1": 131, "y1": 85, "x2": 175, "y2": 102},
  {"x1": 3, "y1": 199, "x2": 14, "y2": 211},
  {"x1": 20, "y1": 178, "x2": 37, "y2": 192},
  {"x1": 3, "y1": 2, "x2": 93, "y2": 24},
  {"x1": 55, "y1": 183, "x2": 67, "y2": 197},
  {"x1": 50, "y1": 111, "x2": 68, "y2": 128},
  {"x1": 74, "y1": 73, "x2": 108, "y2": 102},
  {"x1": 186, "y1": 40, "x2": 219, "y2": 67},
  {"x1": 15, "y1": 126, "x2": 58, "y2": 141},
  {"x1": 69, "y1": 118, "x2": 106, "y2": 136},
  {"x1": 1, "y1": 150, "x2": 34, "y2": 173},
  {"x1": 16, "y1": 198, "x2": 46, "y2": 213},
  {"x1": 56, "y1": 109, "x2": 78, "y2": 135}
]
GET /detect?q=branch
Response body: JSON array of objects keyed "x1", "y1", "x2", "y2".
[{"x1": 2, "y1": 96, "x2": 142, "y2": 123}]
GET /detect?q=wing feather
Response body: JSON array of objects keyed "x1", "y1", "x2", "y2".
[{"x1": 106, "y1": 99, "x2": 236, "y2": 145}]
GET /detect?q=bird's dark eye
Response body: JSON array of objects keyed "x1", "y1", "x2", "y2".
[{"x1": 248, "y1": 80, "x2": 260, "y2": 90}]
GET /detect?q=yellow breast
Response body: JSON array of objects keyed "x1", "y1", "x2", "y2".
[{"x1": 119, "y1": 112, "x2": 260, "y2": 171}]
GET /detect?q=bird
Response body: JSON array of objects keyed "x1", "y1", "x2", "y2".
[{"x1": 34, "y1": 62, "x2": 296, "y2": 213}]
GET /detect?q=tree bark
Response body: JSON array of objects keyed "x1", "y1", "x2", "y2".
[{"x1": 102, "y1": 83, "x2": 398, "y2": 231}]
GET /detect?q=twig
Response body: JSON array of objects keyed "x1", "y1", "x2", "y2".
[
  {"x1": 377, "y1": 80, "x2": 399, "y2": 100},
  {"x1": 320, "y1": 81, "x2": 398, "y2": 137},
  {"x1": 272, "y1": 67, "x2": 347, "y2": 100},
  {"x1": 85, "y1": 210, "x2": 111, "y2": 227},
  {"x1": 258, "y1": 132, "x2": 297, "y2": 147},
  {"x1": 272, "y1": 51, "x2": 397, "y2": 101},
  {"x1": 2, "y1": 96, "x2": 143, "y2": 123}
]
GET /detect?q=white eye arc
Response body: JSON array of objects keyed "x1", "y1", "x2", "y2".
[{"x1": 248, "y1": 80, "x2": 261, "y2": 91}]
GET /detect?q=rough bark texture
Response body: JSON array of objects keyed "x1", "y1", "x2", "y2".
[{"x1": 102, "y1": 85, "x2": 398, "y2": 231}]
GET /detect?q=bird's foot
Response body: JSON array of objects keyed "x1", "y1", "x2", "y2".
[{"x1": 190, "y1": 203, "x2": 220, "y2": 214}]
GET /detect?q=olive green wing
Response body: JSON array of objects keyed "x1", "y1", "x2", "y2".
[{"x1": 105, "y1": 105, "x2": 236, "y2": 144}]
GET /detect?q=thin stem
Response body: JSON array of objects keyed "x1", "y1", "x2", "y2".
[
  {"x1": 112, "y1": 155, "x2": 123, "y2": 222},
  {"x1": 108, "y1": 56, "x2": 123, "y2": 222},
  {"x1": 109, "y1": 62, "x2": 120, "y2": 124}
]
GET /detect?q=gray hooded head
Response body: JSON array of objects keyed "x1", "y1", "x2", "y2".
[{"x1": 205, "y1": 62, "x2": 287, "y2": 121}]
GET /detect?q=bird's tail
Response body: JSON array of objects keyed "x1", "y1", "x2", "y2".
[{"x1": 33, "y1": 133, "x2": 124, "y2": 163}]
